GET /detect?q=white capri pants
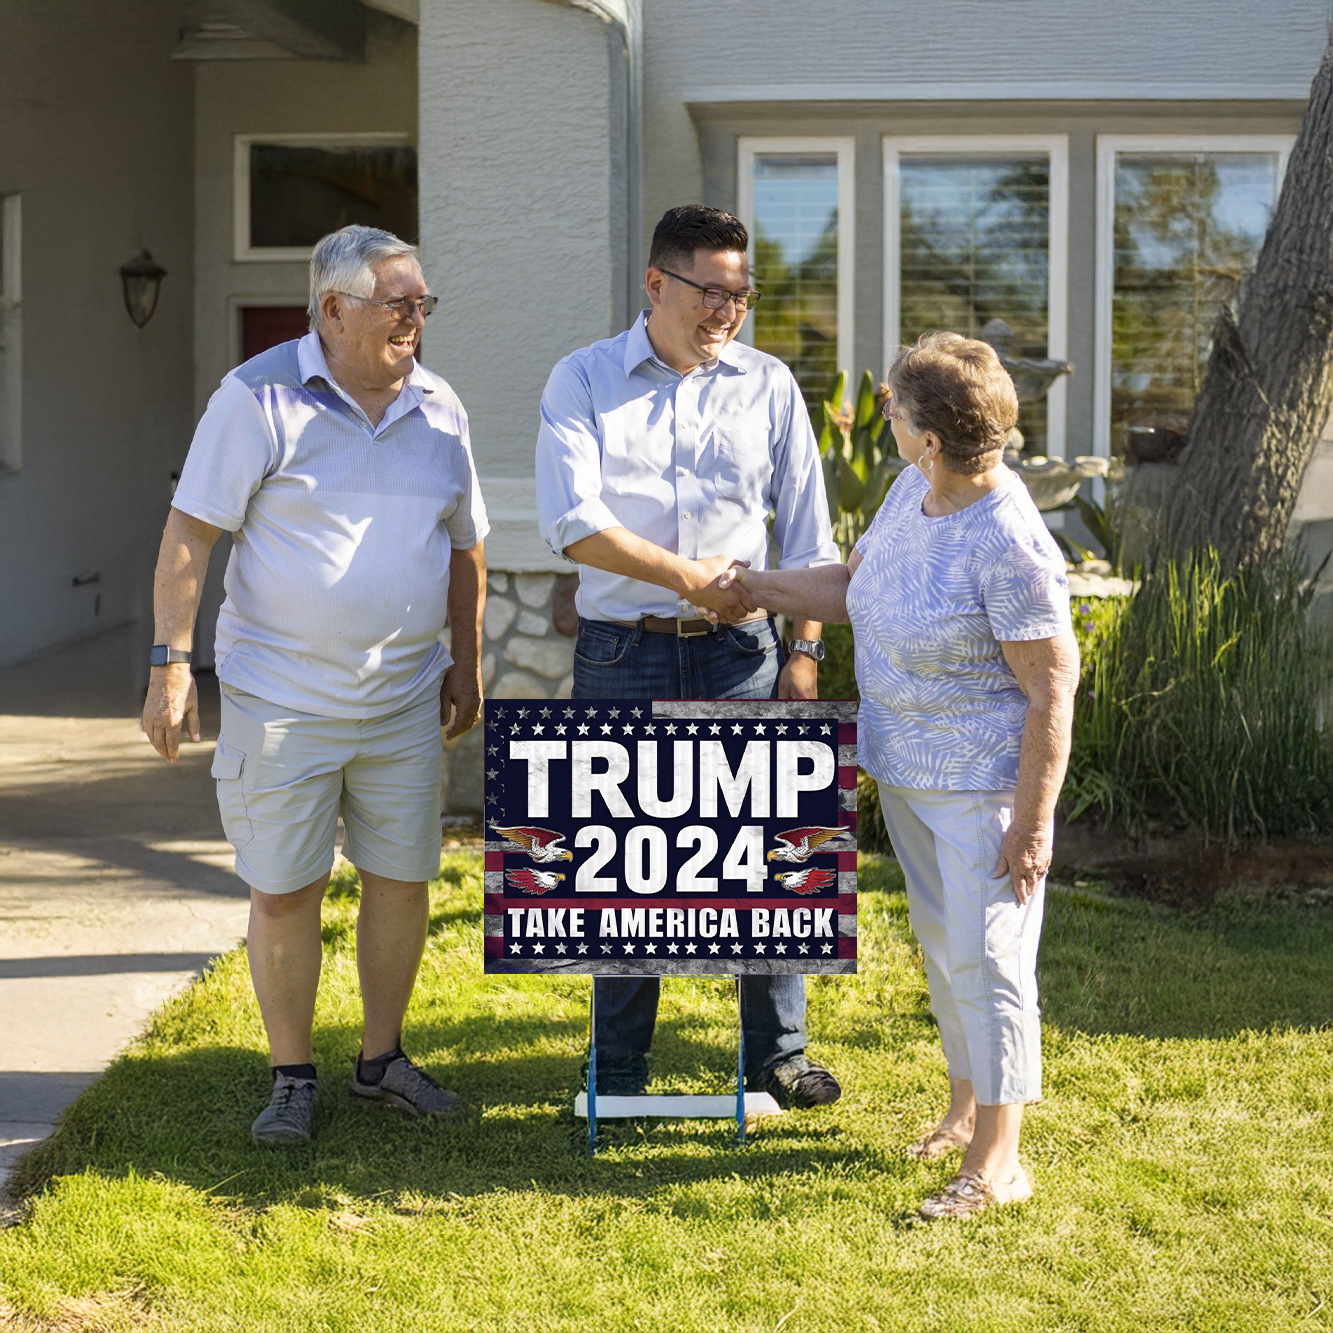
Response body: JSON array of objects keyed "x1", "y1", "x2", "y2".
[{"x1": 878, "y1": 784, "x2": 1044, "y2": 1106}]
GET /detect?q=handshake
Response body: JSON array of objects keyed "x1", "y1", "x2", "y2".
[{"x1": 684, "y1": 554, "x2": 756, "y2": 624}]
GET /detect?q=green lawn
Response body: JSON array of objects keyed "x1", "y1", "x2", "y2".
[{"x1": 2, "y1": 854, "x2": 1332, "y2": 1333}]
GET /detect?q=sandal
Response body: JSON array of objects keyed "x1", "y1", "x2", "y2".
[
  {"x1": 918, "y1": 1169, "x2": 1032, "y2": 1221},
  {"x1": 906, "y1": 1126, "x2": 971, "y2": 1160}
]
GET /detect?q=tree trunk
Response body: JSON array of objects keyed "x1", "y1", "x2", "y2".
[{"x1": 1166, "y1": 39, "x2": 1333, "y2": 565}]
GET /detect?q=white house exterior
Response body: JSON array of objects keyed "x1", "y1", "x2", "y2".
[{"x1": 2, "y1": 0, "x2": 1331, "y2": 811}]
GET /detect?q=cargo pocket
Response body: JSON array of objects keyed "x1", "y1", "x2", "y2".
[{"x1": 211, "y1": 741, "x2": 254, "y2": 850}]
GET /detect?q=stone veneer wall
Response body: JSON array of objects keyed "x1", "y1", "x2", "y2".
[{"x1": 441, "y1": 570, "x2": 580, "y2": 816}]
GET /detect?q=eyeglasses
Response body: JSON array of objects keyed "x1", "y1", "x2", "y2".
[
  {"x1": 881, "y1": 402, "x2": 909, "y2": 423},
  {"x1": 335, "y1": 292, "x2": 439, "y2": 318},
  {"x1": 658, "y1": 269, "x2": 761, "y2": 312}
]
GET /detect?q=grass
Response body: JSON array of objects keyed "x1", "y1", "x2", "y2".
[
  {"x1": 2, "y1": 852, "x2": 1332, "y2": 1332},
  {"x1": 1066, "y1": 551, "x2": 1333, "y2": 840}
]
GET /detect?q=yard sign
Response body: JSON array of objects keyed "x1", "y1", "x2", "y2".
[{"x1": 483, "y1": 699, "x2": 858, "y2": 975}]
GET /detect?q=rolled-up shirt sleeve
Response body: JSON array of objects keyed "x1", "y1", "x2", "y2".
[
  {"x1": 172, "y1": 375, "x2": 277, "y2": 532},
  {"x1": 444, "y1": 412, "x2": 491, "y2": 549},
  {"x1": 768, "y1": 369, "x2": 841, "y2": 570},
  {"x1": 535, "y1": 357, "x2": 621, "y2": 558}
]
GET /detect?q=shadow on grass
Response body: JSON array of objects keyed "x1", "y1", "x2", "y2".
[{"x1": 10, "y1": 1026, "x2": 888, "y2": 1211}]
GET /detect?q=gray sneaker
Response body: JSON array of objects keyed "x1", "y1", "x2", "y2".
[
  {"x1": 251, "y1": 1073, "x2": 317, "y2": 1143},
  {"x1": 351, "y1": 1054, "x2": 461, "y2": 1117}
]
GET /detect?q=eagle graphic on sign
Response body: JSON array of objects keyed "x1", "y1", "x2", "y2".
[
  {"x1": 491, "y1": 826, "x2": 573, "y2": 862},
  {"x1": 775, "y1": 868, "x2": 838, "y2": 895},
  {"x1": 766, "y1": 826, "x2": 844, "y2": 862},
  {"x1": 505, "y1": 868, "x2": 566, "y2": 895}
]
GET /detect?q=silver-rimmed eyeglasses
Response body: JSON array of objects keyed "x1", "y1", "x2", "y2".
[{"x1": 335, "y1": 292, "x2": 439, "y2": 318}]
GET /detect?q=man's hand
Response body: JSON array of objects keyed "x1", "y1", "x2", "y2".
[
  {"x1": 440, "y1": 663, "x2": 482, "y2": 740},
  {"x1": 778, "y1": 651, "x2": 818, "y2": 700},
  {"x1": 686, "y1": 556, "x2": 756, "y2": 623},
  {"x1": 142, "y1": 664, "x2": 200, "y2": 763},
  {"x1": 993, "y1": 821, "x2": 1053, "y2": 906}
]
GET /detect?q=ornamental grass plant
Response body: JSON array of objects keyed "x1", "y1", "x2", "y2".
[{"x1": 1065, "y1": 549, "x2": 1333, "y2": 840}]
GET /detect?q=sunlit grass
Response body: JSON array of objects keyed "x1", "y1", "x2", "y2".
[{"x1": 2, "y1": 853, "x2": 1331, "y2": 1332}]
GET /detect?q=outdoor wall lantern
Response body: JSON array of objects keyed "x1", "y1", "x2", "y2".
[{"x1": 119, "y1": 249, "x2": 167, "y2": 328}]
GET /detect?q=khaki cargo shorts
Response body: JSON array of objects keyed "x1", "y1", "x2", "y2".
[{"x1": 212, "y1": 683, "x2": 444, "y2": 895}]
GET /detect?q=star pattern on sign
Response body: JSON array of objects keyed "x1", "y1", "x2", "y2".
[
  {"x1": 510, "y1": 724, "x2": 522, "y2": 735},
  {"x1": 667, "y1": 942, "x2": 679, "y2": 953},
  {"x1": 486, "y1": 768, "x2": 498, "y2": 781},
  {"x1": 577, "y1": 943, "x2": 588, "y2": 954},
  {"x1": 644, "y1": 724, "x2": 656, "y2": 735},
  {"x1": 684, "y1": 941, "x2": 696, "y2": 953},
  {"x1": 754, "y1": 942, "x2": 767, "y2": 953},
  {"x1": 686, "y1": 723, "x2": 698, "y2": 735},
  {"x1": 555, "y1": 941, "x2": 567, "y2": 953},
  {"x1": 509, "y1": 942, "x2": 522, "y2": 954},
  {"x1": 556, "y1": 725, "x2": 567, "y2": 735},
  {"x1": 631, "y1": 707, "x2": 643, "y2": 718},
  {"x1": 601, "y1": 944, "x2": 612, "y2": 954},
  {"x1": 517, "y1": 708, "x2": 529, "y2": 719},
  {"x1": 731, "y1": 941, "x2": 743, "y2": 953},
  {"x1": 732, "y1": 723, "x2": 743, "y2": 734},
  {"x1": 644, "y1": 942, "x2": 657, "y2": 954},
  {"x1": 665, "y1": 724, "x2": 677, "y2": 735},
  {"x1": 578, "y1": 723, "x2": 590, "y2": 735},
  {"x1": 623, "y1": 724, "x2": 634, "y2": 735},
  {"x1": 492, "y1": 708, "x2": 508, "y2": 720},
  {"x1": 623, "y1": 942, "x2": 636, "y2": 954},
  {"x1": 532, "y1": 724, "x2": 545, "y2": 735},
  {"x1": 585, "y1": 707, "x2": 598, "y2": 717},
  {"x1": 775, "y1": 943, "x2": 788, "y2": 954},
  {"x1": 821, "y1": 724, "x2": 832, "y2": 735},
  {"x1": 798, "y1": 942, "x2": 810, "y2": 954},
  {"x1": 487, "y1": 792, "x2": 499, "y2": 805},
  {"x1": 563, "y1": 707, "x2": 575, "y2": 718},
  {"x1": 776, "y1": 725, "x2": 787, "y2": 735},
  {"x1": 708, "y1": 942, "x2": 721, "y2": 954},
  {"x1": 709, "y1": 723, "x2": 721, "y2": 735},
  {"x1": 487, "y1": 744, "x2": 499, "y2": 756},
  {"x1": 608, "y1": 708, "x2": 621, "y2": 719},
  {"x1": 600, "y1": 723, "x2": 612, "y2": 735},
  {"x1": 798, "y1": 724, "x2": 808, "y2": 735},
  {"x1": 532, "y1": 942, "x2": 545, "y2": 954},
  {"x1": 539, "y1": 706, "x2": 552, "y2": 718},
  {"x1": 821, "y1": 943, "x2": 833, "y2": 953},
  {"x1": 754, "y1": 723, "x2": 765, "y2": 735}
]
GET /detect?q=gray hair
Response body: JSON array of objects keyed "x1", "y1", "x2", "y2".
[{"x1": 307, "y1": 224, "x2": 419, "y2": 329}]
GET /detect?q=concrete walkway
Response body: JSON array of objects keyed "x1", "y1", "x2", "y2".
[{"x1": 0, "y1": 625, "x2": 249, "y2": 1195}]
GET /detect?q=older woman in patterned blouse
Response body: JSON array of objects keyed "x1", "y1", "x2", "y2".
[{"x1": 716, "y1": 331, "x2": 1080, "y2": 1220}]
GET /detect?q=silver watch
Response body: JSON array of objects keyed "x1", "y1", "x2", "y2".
[{"x1": 788, "y1": 637, "x2": 825, "y2": 662}]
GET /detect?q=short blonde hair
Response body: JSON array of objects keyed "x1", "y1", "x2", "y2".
[{"x1": 886, "y1": 331, "x2": 1018, "y2": 475}]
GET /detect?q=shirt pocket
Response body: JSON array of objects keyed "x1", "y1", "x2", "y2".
[{"x1": 711, "y1": 429, "x2": 770, "y2": 502}]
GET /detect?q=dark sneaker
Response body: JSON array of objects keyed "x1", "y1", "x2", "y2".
[
  {"x1": 748, "y1": 1054, "x2": 842, "y2": 1109},
  {"x1": 592, "y1": 1059, "x2": 648, "y2": 1096},
  {"x1": 251, "y1": 1073, "x2": 317, "y2": 1143},
  {"x1": 351, "y1": 1053, "x2": 461, "y2": 1117}
]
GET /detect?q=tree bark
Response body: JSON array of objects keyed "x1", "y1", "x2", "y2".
[{"x1": 1166, "y1": 38, "x2": 1333, "y2": 565}]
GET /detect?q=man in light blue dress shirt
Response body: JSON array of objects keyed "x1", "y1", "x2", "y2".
[{"x1": 534, "y1": 205, "x2": 843, "y2": 1107}]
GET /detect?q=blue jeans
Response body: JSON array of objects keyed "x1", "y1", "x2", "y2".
[{"x1": 573, "y1": 616, "x2": 808, "y2": 1079}]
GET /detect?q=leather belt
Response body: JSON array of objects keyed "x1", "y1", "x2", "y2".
[{"x1": 609, "y1": 613, "x2": 768, "y2": 639}]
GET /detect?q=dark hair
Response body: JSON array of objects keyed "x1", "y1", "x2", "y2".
[
  {"x1": 648, "y1": 205, "x2": 749, "y2": 273},
  {"x1": 886, "y1": 331, "x2": 1019, "y2": 475}
]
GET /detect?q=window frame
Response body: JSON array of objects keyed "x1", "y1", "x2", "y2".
[
  {"x1": 882, "y1": 135, "x2": 1070, "y2": 458},
  {"x1": 735, "y1": 136, "x2": 856, "y2": 380},
  {"x1": 1092, "y1": 133, "x2": 1295, "y2": 458},
  {"x1": 0, "y1": 194, "x2": 20, "y2": 475},
  {"x1": 233, "y1": 132, "x2": 416, "y2": 263}
]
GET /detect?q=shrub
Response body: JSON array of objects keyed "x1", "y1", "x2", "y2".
[{"x1": 1065, "y1": 550, "x2": 1333, "y2": 841}]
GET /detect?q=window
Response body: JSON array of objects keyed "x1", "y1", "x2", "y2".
[
  {"x1": 884, "y1": 137, "x2": 1069, "y2": 457},
  {"x1": 738, "y1": 138, "x2": 854, "y2": 417},
  {"x1": 0, "y1": 195, "x2": 20, "y2": 474},
  {"x1": 234, "y1": 134, "x2": 417, "y2": 261},
  {"x1": 1094, "y1": 136, "x2": 1293, "y2": 457}
]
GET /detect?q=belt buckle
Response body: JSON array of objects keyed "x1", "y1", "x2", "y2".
[{"x1": 676, "y1": 616, "x2": 710, "y2": 638}]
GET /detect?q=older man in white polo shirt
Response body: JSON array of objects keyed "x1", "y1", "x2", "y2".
[{"x1": 142, "y1": 225, "x2": 487, "y2": 1143}]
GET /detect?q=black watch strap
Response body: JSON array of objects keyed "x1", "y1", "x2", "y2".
[{"x1": 149, "y1": 646, "x2": 192, "y2": 667}]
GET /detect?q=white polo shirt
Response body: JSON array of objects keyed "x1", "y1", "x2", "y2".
[{"x1": 173, "y1": 332, "x2": 489, "y2": 719}]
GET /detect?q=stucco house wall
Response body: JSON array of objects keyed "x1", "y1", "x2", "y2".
[{"x1": 0, "y1": 0, "x2": 194, "y2": 672}]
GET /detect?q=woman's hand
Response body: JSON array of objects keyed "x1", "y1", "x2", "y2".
[
  {"x1": 692, "y1": 561, "x2": 753, "y2": 623},
  {"x1": 993, "y1": 821, "x2": 1053, "y2": 906}
]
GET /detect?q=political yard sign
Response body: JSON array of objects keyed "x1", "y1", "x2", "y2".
[{"x1": 483, "y1": 699, "x2": 858, "y2": 975}]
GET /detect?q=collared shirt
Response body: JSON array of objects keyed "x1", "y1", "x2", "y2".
[
  {"x1": 172, "y1": 331, "x2": 489, "y2": 720},
  {"x1": 847, "y1": 465, "x2": 1072, "y2": 790},
  {"x1": 534, "y1": 313, "x2": 839, "y2": 622}
]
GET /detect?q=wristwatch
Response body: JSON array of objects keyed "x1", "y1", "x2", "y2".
[
  {"x1": 788, "y1": 637, "x2": 825, "y2": 662},
  {"x1": 149, "y1": 646, "x2": 192, "y2": 667}
]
